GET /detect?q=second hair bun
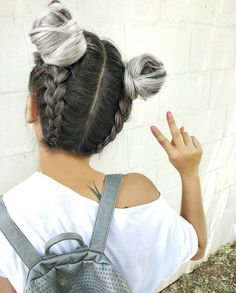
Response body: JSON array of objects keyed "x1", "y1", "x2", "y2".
[{"x1": 124, "y1": 53, "x2": 167, "y2": 101}]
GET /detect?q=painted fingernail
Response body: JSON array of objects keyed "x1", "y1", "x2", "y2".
[
  {"x1": 151, "y1": 126, "x2": 158, "y2": 134},
  {"x1": 167, "y1": 111, "x2": 172, "y2": 119}
]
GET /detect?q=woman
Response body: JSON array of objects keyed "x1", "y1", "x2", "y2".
[{"x1": 0, "y1": 1, "x2": 207, "y2": 292}]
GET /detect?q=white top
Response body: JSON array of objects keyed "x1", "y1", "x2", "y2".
[{"x1": 0, "y1": 171, "x2": 198, "y2": 293}]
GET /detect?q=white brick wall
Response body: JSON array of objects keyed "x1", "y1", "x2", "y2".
[{"x1": 0, "y1": 0, "x2": 236, "y2": 291}]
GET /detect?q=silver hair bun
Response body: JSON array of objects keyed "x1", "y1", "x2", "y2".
[
  {"x1": 29, "y1": 0, "x2": 87, "y2": 67},
  {"x1": 124, "y1": 53, "x2": 167, "y2": 101}
]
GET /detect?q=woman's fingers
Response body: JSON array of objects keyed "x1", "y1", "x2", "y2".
[
  {"x1": 180, "y1": 127, "x2": 194, "y2": 146},
  {"x1": 151, "y1": 112, "x2": 202, "y2": 156},
  {"x1": 151, "y1": 126, "x2": 173, "y2": 155},
  {"x1": 180, "y1": 127, "x2": 202, "y2": 152},
  {"x1": 166, "y1": 112, "x2": 185, "y2": 149},
  {"x1": 191, "y1": 136, "x2": 203, "y2": 153}
]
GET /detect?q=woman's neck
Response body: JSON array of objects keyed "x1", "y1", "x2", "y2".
[
  {"x1": 37, "y1": 145, "x2": 99, "y2": 184},
  {"x1": 37, "y1": 145, "x2": 106, "y2": 201}
]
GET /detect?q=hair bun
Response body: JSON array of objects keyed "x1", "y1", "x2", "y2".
[
  {"x1": 29, "y1": 0, "x2": 87, "y2": 67},
  {"x1": 124, "y1": 53, "x2": 167, "y2": 101}
]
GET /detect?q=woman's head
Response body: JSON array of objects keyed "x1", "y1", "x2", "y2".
[{"x1": 28, "y1": 0, "x2": 167, "y2": 157}]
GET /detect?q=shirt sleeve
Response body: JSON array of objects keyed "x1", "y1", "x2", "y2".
[
  {"x1": 160, "y1": 198, "x2": 199, "y2": 280},
  {"x1": 170, "y1": 213, "x2": 199, "y2": 264}
]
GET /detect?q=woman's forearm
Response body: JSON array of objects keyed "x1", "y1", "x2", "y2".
[{"x1": 180, "y1": 172, "x2": 208, "y2": 251}]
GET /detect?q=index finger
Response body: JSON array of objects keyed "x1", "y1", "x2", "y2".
[
  {"x1": 167, "y1": 112, "x2": 185, "y2": 148},
  {"x1": 151, "y1": 126, "x2": 174, "y2": 154}
]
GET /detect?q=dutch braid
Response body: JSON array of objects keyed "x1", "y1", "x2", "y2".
[
  {"x1": 95, "y1": 95, "x2": 132, "y2": 153},
  {"x1": 93, "y1": 40, "x2": 132, "y2": 154},
  {"x1": 43, "y1": 65, "x2": 71, "y2": 146},
  {"x1": 29, "y1": 0, "x2": 87, "y2": 147}
]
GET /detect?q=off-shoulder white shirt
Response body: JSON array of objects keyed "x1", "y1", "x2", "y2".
[{"x1": 0, "y1": 171, "x2": 198, "y2": 293}]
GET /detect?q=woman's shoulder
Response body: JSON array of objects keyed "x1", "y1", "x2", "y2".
[{"x1": 117, "y1": 172, "x2": 161, "y2": 209}]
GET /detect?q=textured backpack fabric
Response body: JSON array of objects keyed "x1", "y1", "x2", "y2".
[{"x1": 0, "y1": 173, "x2": 133, "y2": 292}]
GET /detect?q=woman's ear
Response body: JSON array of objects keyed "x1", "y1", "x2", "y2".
[{"x1": 26, "y1": 95, "x2": 39, "y2": 123}]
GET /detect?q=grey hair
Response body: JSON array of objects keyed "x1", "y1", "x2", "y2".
[
  {"x1": 29, "y1": 0, "x2": 87, "y2": 67},
  {"x1": 124, "y1": 54, "x2": 167, "y2": 101},
  {"x1": 28, "y1": 0, "x2": 167, "y2": 153},
  {"x1": 29, "y1": 0, "x2": 167, "y2": 101}
]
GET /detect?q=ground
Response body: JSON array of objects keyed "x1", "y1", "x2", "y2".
[{"x1": 160, "y1": 241, "x2": 236, "y2": 293}]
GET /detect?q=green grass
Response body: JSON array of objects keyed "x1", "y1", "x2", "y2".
[{"x1": 160, "y1": 241, "x2": 236, "y2": 293}]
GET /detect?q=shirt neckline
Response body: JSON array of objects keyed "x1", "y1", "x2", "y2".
[{"x1": 34, "y1": 171, "x2": 163, "y2": 212}]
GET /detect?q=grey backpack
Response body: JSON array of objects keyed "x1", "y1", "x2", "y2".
[{"x1": 0, "y1": 173, "x2": 133, "y2": 292}]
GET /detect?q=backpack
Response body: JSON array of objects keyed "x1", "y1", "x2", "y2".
[{"x1": 0, "y1": 173, "x2": 133, "y2": 292}]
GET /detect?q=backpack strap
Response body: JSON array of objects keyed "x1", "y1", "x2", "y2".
[
  {"x1": 0, "y1": 195, "x2": 42, "y2": 269},
  {"x1": 89, "y1": 174, "x2": 122, "y2": 253}
]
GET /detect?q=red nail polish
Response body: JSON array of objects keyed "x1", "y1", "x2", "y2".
[
  {"x1": 151, "y1": 126, "x2": 157, "y2": 134},
  {"x1": 167, "y1": 111, "x2": 172, "y2": 118}
]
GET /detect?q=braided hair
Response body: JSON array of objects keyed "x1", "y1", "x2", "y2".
[{"x1": 28, "y1": 0, "x2": 167, "y2": 156}]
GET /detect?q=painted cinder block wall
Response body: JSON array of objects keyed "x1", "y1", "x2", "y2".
[{"x1": 0, "y1": 0, "x2": 235, "y2": 291}]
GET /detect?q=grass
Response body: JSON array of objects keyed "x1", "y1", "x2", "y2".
[{"x1": 160, "y1": 240, "x2": 236, "y2": 293}]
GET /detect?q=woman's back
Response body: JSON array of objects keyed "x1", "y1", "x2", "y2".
[{"x1": 0, "y1": 171, "x2": 199, "y2": 293}]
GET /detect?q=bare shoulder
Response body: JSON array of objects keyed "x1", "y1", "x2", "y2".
[
  {"x1": 117, "y1": 172, "x2": 161, "y2": 208},
  {"x1": 0, "y1": 277, "x2": 16, "y2": 293}
]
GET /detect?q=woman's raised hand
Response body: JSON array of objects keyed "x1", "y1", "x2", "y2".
[{"x1": 150, "y1": 111, "x2": 203, "y2": 176}]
